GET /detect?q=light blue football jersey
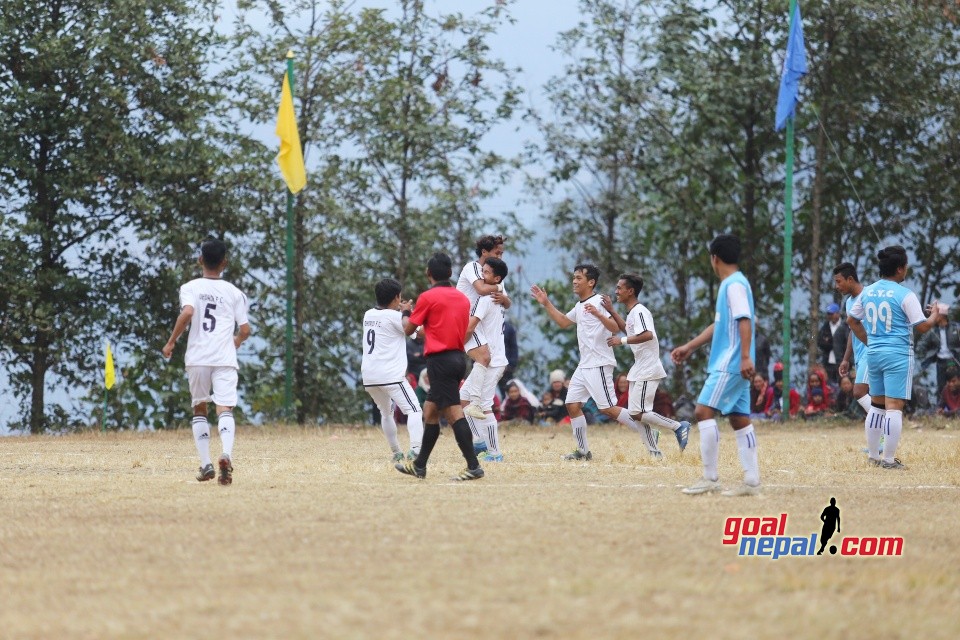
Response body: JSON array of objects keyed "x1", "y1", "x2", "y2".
[
  {"x1": 708, "y1": 271, "x2": 756, "y2": 374},
  {"x1": 845, "y1": 292, "x2": 867, "y2": 365},
  {"x1": 850, "y1": 280, "x2": 925, "y2": 355}
]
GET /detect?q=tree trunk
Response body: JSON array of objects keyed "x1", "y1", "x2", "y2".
[{"x1": 30, "y1": 332, "x2": 49, "y2": 434}]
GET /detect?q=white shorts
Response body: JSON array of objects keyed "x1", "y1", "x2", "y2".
[
  {"x1": 459, "y1": 364, "x2": 506, "y2": 411},
  {"x1": 187, "y1": 366, "x2": 239, "y2": 407},
  {"x1": 566, "y1": 365, "x2": 617, "y2": 409},
  {"x1": 628, "y1": 378, "x2": 662, "y2": 415},
  {"x1": 465, "y1": 326, "x2": 489, "y2": 351},
  {"x1": 365, "y1": 380, "x2": 422, "y2": 416}
]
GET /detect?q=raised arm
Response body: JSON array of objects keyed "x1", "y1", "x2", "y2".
[
  {"x1": 670, "y1": 323, "x2": 715, "y2": 365},
  {"x1": 530, "y1": 285, "x2": 574, "y2": 329},
  {"x1": 601, "y1": 294, "x2": 626, "y2": 332}
]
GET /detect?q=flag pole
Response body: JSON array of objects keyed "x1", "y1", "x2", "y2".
[
  {"x1": 781, "y1": 0, "x2": 798, "y2": 418},
  {"x1": 102, "y1": 387, "x2": 107, "y2": 432},
  {"x1": 284, "y1": 50, "x2": 295, "y2": 418}
]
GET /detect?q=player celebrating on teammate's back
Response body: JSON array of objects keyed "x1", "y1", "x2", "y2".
[
  {"x1": 361, "y1": 278, "x2": 424, "y2": 462},
  {"x1": 847, "y1": 245, "x2": 941, "y2": 469},
  {"x1": 460, "y1": 257, "x2": 509, "y2": 462},
  {"x1": 457, "y1": 234, "x2": 510, "y2": 420},
  {"x1": 162, "y1": 236, "x2": 250, "y2": 486},
  {"x1": 671, "y1": 234, "x2": 760, "y2": 497},
  {"x1": 531, "y1": 265, "x2": 662, "y2": 461},
  {"x1": 605, "y1": 273, "x2": 690, "y2": 452}
]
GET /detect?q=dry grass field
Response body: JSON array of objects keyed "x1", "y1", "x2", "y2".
[{"x1": 2, "y1": 419, "x2": 960, "y2": 639}]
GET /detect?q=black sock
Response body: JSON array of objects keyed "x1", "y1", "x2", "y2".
[
  {"x1": 451, "y1": 418, "x2": 479, "y2": 470},
  {"x1": 415, "y1": 423, "x2": 440, "y2": 468}
]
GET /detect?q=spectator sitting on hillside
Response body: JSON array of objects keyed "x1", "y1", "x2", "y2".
[
  {"x1": 615, "y1": 373, "x2": 629, "y2": 409},
  {"x1": 939, "y1": 367, "x2": 960, "y2": 417},
  {"x1": 538, "y1": 369, "x2": 569, "y2": 423},
  {"x1": 653, "y1": 386, "x2": 676, "y2": 419},
  {"x1": 833, "y1": 374, "x2": 864, "y2": 418},
  {"x1": 806, "y1": 365, "x2": 835, "y2": 409},
  {"x1": 764, "y1": 363, "x2": 801, "y2": 420},
  {"x1": 750, "y1": 373, "x2": 769, "y2": 419},
  {"x1": 500, "y1": 382, "x2": 535, "y2": 423},
  {"x1": 804, "y1": 386, "x2": 831, "y2": 419}
]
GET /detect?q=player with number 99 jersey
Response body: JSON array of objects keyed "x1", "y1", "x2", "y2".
[{"x1": 180, "y1": 278, "x2": 249, "y2": 369}]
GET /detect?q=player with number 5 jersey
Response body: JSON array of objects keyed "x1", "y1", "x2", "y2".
[
  {"x1": 162, "y1": 236, "x2": 250, "y2": 486},
  {"x1": 847, "y1": 245, "x2": 941, "y2": 469}
]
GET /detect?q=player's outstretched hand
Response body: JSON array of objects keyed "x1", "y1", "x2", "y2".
[
  {"x1": 530, "y1": 284, "x2": 549, "y2": 305},
  {"x1": 671, "y1": 345, "x2": 691, "y2": 364},
  {"x1": 740, "y1": 356, "x2": 755, "y2": 380},
  {"x1": 838, "y1": 359, "x2": 850, "y2": 377},
  {"x1": 606, "y1": 336, "x2": 622, "y2": 347},
  {"x1": 926, "y1": 300, "x2": 942, "y2": 319},
  {"x1": 161, "y1": 341, "x2": 174, "y2": 359},
  {"x1": 399, "y1": 298, "x2": 414, "y2": 313},
  {"x1": 600, "y1": 294, "x2": 613, "y2": 312}
]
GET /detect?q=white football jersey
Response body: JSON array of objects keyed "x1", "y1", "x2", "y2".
[
  {"x1": 625, "y1": 302, "x2": 667, "y2": 382},
  {"x1": 361, "y1": 308, "x2": 408, "y2": 385},
  {"x1": 565, "y1": 293, "x2": 616, "y2": 368},
  {"x1": 467, "y1": 296, "x2": 507, "y2": 367},
  {"x1": 180, "y1": 278, "x2": 249, "y2": 368},
  {"x1": 456, "y1": 260, "x2": 484, "y2": 306}
]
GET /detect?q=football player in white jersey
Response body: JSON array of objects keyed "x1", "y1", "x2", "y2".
[
  {"x1": 460, "y1": 258, "x2": 509, "y2": 461},
  {"x1": 361, "y1": 278, "x2": 424, "y2": 462},
  {"x1": 531, "y1": 264, "x2": 662, "y2": 460},
  {"x1": 605, "y1": 274, "x2": 690, "y2": 453},
  {"x1": 457, "y1": 235, "x2": 511, "y2": 420},
  {"x1": 162, "y1": 237, "x2": 250, "y2": 486}
]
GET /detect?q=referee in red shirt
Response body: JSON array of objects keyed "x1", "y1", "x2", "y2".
[{"x1": 396, "y1": 253, "x2": 484, "y2": 481}]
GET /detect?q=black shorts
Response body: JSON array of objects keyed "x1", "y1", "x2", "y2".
[{"x1": 425, "y1": 350, "x2": 467, "y2": 409}]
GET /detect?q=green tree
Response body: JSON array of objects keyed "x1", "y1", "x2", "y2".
[
  {"x1": 227, "y1": 0, "x2": 522, "y2": 423},
  {"x1": 0, "y1": 0, "x2": 249, "y2": 432}
]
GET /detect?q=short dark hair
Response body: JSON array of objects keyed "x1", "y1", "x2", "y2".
[
  {"x1": 709, "y1": 234, "x2": 741, "y2": 265},
  {"x1": 475, "y1": 234, "x2": 506, "y2": 258},
  {"x1": 946, "y1": 366, "x2": 960, "y2": 382},
  {"x1": 832, "y1": 262, "x2": 859, "y2": 282},
  {"x1": 427, "y1": 252, "x2": 453, "y2": 281},
  {"x1": 485, "y1": 256, "x2": 508, "y2": 282},
  {"x1": 375, "y1": 278, "x2": 402, "y2": 307},
  {"x1": 200, "y1": 236, "x2": 227, "y2": 269},
  {"x1": 618, "y1": 273, "x2": 644, "y2": 296},
  {"x1": 877, "y1": 245, "x2": 908, "y2": 277},
  {"x1": 573, "y1": 264, "x2": 600, "y2": 287}
]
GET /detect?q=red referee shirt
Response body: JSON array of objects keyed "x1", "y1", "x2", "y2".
[{"x1": 409, "y1": 282, "x2": 469, "y2": 356}]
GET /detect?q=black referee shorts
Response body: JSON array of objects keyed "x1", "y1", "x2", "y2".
[{"x1": 425, "y1": 350, "x2": 467, "y2": 409}]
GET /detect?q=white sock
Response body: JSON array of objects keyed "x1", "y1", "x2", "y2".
[
  {"x1": 469, "y1": 363, "x2": 487, "y2": 403},
  {"x1": 639, "y1": 411, "x2": 680, "y2": 432},
  {"x1": 380, "y1": 408, "x2": 400, "y2": 452},
  {"x1": 856, "y1": 394, "x2": 872, "y2": 412},
  {"x1": 192, "y1": 416, "x2": 211, "y2": 467},
  {"x1": 405, "y1": 411, "x2": 423, "y2": 454},
  {"x1": 571, "y1": 414, "x2": 589, "y2": 454},
  {"x1": 734, "y1": 424, "x2": 760, "y2": 486},
  {"x1": 616, "y1": 409, "x2": 660, "y2": 453},
  {"x1": 483, "y1": 414, "x2": 501, "y2": 456},
  {"x1": 865, "y1": 406, "x2": 885, "y2": 460},
  {"x1": 467, "y1": 415, "x2": 487, "y2": 447},
  {"x1": 884, "y1": 410, "x2": 903, "y2": 463},
  {"x1": 218, "y1": 411, "x2": 235, "y2": 458},
  {"x1": 697, "y1": 419, "x2": 719, "y2": 481}
]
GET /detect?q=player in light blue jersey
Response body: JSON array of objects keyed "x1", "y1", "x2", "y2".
[
  {"x1": 833, "y1": 263, "x2": 873, "y2": 416},
  {"x1": 671, "y1": 234, "x2": 760, "y2": 497},
  {"x1": 847, "y1": 246, "x2": 941, "y2": 469}
]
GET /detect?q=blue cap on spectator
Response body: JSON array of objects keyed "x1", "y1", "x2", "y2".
[{"x1": 826, "y1": 303, "x2": 840, "y2": 314}]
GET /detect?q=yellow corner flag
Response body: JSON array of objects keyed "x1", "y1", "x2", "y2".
[
  {"x1": 275, "y1": 71, "x2": 306, "y2": 194},
  {"x1": 104, "y1": 342, "x2": 115, "y2": 390}
]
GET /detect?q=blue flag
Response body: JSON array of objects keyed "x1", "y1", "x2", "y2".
[{"x1": 775, "y1": 2, "x2": 807, "y2": 131}]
